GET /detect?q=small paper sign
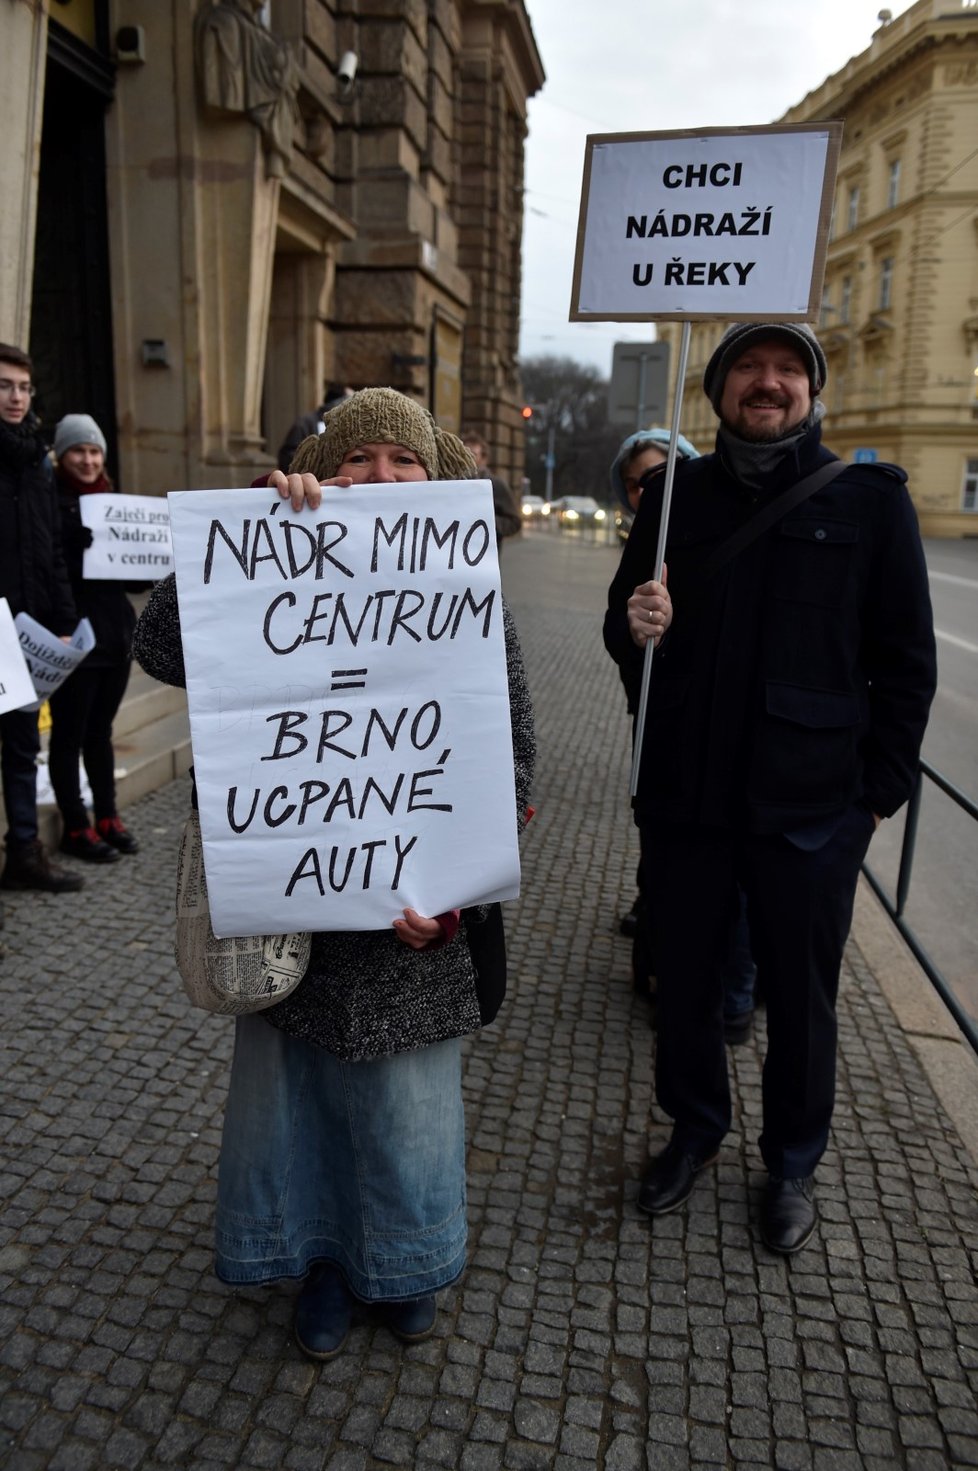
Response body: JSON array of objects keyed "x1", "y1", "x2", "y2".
[
  {"x1": 80, "y1": 493, "x2": 173, "y2": 579},
  {"x1": 14, "y1": 614, "x2": 96, "y2": 710},
  {"x1": 0, "y1": 599, "x2": 37, "y2": 715}
]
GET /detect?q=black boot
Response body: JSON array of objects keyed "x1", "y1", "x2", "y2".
[
  {"x1": 96, "y1": 817, "x2": 140, "y2": 855},
  {"x1": 60, "y1": 827, "x2": 120, "y2": 864},
  {"x1": 2, "y1": 839, "x2": 84, "y2": 893}
]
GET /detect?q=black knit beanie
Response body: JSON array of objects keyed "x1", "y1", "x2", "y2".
[{"x1": 703, "y1": 323, "x2": 827, "y2": 412}]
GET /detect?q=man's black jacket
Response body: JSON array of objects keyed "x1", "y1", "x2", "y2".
[
  {"x1": 0, "y1": 419, "x2": 76, "y2": 635},
  {"x1": 603, "y1": 425, "x2": 937, "y2": 832}
]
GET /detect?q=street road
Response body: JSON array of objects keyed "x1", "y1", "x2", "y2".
[{"x1": 868, "y1": 537, "x2": 978, "y2": 1025}]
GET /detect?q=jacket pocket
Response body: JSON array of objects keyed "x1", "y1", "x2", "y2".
[
  {"x1": 771, "y1": 517, "x2": 859, "y2": 608},
  {"x1": 765, "y1": 682, "x2": 860, "y2": 729},
  {"x1": 751, "y1": 681, "x2": 862, "y2": 808}
]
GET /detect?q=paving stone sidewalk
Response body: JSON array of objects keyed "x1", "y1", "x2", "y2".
[{"x1": 2, "y1": 529, "x2": 977, "y2": 1471}]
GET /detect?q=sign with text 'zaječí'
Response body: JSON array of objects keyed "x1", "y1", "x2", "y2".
[
  {"x1": 80, "y1": 493, "x2": 173, "y2": 580},
  {"x1": 168, "y1": 482, "x2": 520, "y2": 938},
  {"x1": 570, "y1": 123, "x2": 842, "y2": 322}
]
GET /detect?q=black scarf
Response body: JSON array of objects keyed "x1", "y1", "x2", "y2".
[
  {"x1": 0, "y1": 414, "x2": 47, "y2": 472},
  {"x1": 717, "y1": 405, "x2": 825, "y2": 492}
]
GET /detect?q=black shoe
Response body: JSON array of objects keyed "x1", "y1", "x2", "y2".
[
  {"x1": 631, "y1": 925, "x2": 655, "y2": 998},
  {"x1": 60, "y1": 827, "x2": 121, "y2": 864},
  {"x1": 619, "y1": 897, "x2": 642, "y2": 938},
  {"x1": 294, "y1": 1265, "x2": 353, "y2": 1361},
  {"x1": 381, "y1": 1295, "x2": 437, "y2": 1343},
  {"x1": 760, "y1": 1175, "x2": 817, "y2": 1254},
  {"x1": 637, "y1": 1142, "x2": 718, "y2": 1216},
  {"x1": 97, "y1": 817, "x2": 140, "y2": 855},
  {"x1": 724, "y1": 1009, "x2": 754, "y2": 1045},
  {"x1": 1, "y1": 839, "x2": 84, "y2": 892},
  {"x1": 632, "y1": 967, "x2": 657, "y2": 999}
]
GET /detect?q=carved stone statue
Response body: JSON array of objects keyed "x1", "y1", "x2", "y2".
[{"x1": 195, "y1": 0, "x2": 300, "y2": 178}]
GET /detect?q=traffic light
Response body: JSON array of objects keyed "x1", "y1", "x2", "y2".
[{"x1": 521, "y1": 405, "x2": 533, "y2": 420}]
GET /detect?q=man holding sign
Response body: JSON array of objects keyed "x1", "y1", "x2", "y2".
[{"x1": 605, "y1": 323, "x2": 936, "y2": 1254}]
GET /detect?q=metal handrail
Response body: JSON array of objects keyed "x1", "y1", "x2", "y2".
[{"x1": 861, "y1": 759, "x2": 978, "y2": 1058}]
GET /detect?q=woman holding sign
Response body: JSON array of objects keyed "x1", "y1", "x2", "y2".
[
  {"x1": 48, "y1": 414, "x2": 142, "y2": 864},
  {"x1": 133, "y1": 388, "x2": 535, "y2": 1360}
]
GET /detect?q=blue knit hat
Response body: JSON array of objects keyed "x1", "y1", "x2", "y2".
[{"x1": 609, "y1": 428, "x2": 699, "y2": 509}]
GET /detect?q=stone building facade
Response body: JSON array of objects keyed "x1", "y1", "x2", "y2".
[
  {"x1": 0, "y1": 0, "x2": 543, "y2": 494},
  {"x1": 660, "y1": 0, "x2": 978, "y2": 537}
]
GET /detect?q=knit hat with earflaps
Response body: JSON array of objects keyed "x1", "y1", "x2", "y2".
[
  {"x1": 288, "y1": 387, "x2": 477, "y2": 481},
  {"x1": 702, "y1": 323, "x2": 827, "y2": 413}
]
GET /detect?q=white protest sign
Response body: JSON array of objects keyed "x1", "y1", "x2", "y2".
[
  {"x1": 0, "y1": 599, "x2": 37, "y2": 715},
  {"x1": 80, "y1": 493, "x2": 173, "y2": 579},
  {"x1": 571, "y1": 123, "x2": 842, "y2": 321},
  {"x1": 14, "y1": 614, "x2": 96, "y2": 710},
  {"x1": 168, "y1": 481, "x2": 520, "y2": 938}
]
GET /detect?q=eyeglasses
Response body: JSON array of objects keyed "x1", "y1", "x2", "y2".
[{"x1": 0, "y1": 380, "x2": 36, "y2": 398}]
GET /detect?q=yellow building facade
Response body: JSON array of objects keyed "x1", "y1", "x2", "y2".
[{"x1": 661, "y1": 0, "x2": 978, "y2": 537}]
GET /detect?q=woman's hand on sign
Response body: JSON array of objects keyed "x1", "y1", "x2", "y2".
[
  {"x1": 393, "y1": 908, "x2": 444, "y2": 950},
  {"x1": 266, "y1": 469, "x2": 353, "y2": 512},
  {"x1": 627, "y1": 564, "x2": 672, "y2": 649}
]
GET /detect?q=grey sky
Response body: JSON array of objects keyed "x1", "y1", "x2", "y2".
[{"x1": 519, "y1": 0, "x2": 917, "y2": 374}]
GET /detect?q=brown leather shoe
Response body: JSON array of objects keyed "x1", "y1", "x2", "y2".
[{"x1": 2, "y1": 839, "x2": 84, "y2": 892}]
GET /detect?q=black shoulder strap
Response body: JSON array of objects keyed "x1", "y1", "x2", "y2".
[{"x1": 693, "y1": 459, "x2": 847, "y2": 588}]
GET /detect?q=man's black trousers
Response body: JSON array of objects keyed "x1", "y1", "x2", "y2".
[{"x1": 640, "y1": 804, "x2": 876, "y2": 1179}]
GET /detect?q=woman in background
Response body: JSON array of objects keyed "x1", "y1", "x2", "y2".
[
  {"x1": 608, "y1": 429, "x2": 698, "y2": 973},
  {"x1": 607, "y1": 427, "x2": 756, "y2": 1041},
  {"x1": 48, "y1": 414, "x2": 140, "y2": 863}
]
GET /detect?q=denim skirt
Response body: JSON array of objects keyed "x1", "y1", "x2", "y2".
[{"x1": 214, "y1": 1014, "x2": 468, "y2": 1301}]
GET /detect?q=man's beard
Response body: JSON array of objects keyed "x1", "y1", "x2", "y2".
[{"x1": 728, "y1": 397, "x2": 799, "y2": 443}]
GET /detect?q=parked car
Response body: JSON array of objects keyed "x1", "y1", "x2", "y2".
[
  {"x1": 552, "y1": 496, "x2": 607, "y2": 529},
  {"x1": 521, "y1": 494, "x2": 547, "y2": 520},
  {"x1": 614, "y1": 506, "x2": 634, "y2": 543}
]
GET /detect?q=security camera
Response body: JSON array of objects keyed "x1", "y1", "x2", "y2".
[{"x1": 337, "y1": 51, "x2": 358, "y2": 96}]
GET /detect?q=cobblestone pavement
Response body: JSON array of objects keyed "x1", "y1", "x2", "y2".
[{"x1": 2, "y1": 529, "x2": 978, "y2": 1471}]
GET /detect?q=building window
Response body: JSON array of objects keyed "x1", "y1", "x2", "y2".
[
  {"x1": 887, "y1": 159, "x2": 901, "y2": 209},
  {"x1": 840, "y1": 276, "x2": 852, "y2": 324},
  {"x1": 964, "y1": 459, "x2": 978, "y2": 513},
  {"x1": 820, "y1": 285, "x2": 831, "y2": 328},
  {"x1": 879, "y1": 257, "x2": 894, "y2": 311},
  {"x1": 847, "y1": 186, "x2": 860, "y2": 232}
]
